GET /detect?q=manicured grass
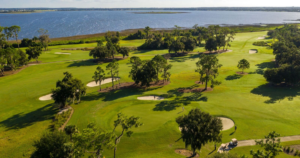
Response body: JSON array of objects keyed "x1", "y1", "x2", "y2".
[{"x1": 1, "y1": 31, "x2": 300, "y2": 158}]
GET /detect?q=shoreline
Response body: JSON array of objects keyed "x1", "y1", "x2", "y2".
[
  {"x1": 7, "y1": 22, "x2": 299, "y2": 43},
  {"x1": 50, "y1": 23, "x2": 296, "y2": 41}
]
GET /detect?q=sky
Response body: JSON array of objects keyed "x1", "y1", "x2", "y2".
[{"x1": 1, "y1": 0, "x2": 300, "y2": 8}]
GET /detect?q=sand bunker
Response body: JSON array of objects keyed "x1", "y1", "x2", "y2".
[
  {"x1": 249, "y1": 50, "x2": 257, "y2": 54},
  {"x1": 87, "y1": 78, "x2": 120, "y2": 87},
  {"x1": 137, "y1": 96, "x2": 164, "y2": 101},
  {"x1": 39, "y1": 94, "x2": 52, "y2": 101},
  {"x1": 179, "y1": 117, "x2": 234, "y2": 131},
  {"x1": 55, "y1": 52, "x2": 71, "y2": 55},
  {"x1": 218, "y1": 117, "x2": 235, "y2": 131},
  {"x1": 257, "y1": 35, "x2": 266, "y2": 40}
]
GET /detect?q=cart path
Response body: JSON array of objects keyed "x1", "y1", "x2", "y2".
[{"x1": 218, "y1": 135, "x2": 300, "y2": 153}]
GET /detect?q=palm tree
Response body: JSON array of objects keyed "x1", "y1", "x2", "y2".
[{"x1": 93, "y1": 66, "x2": 105, "y2": 91}]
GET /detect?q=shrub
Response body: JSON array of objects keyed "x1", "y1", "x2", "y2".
[
  {"x1": 52, "y1": 109, "x2": 72, "y2": 130},
  {"x1": 294, "y1": 150, "x2": 299, "y2": 156},
  {"x1": 287, "y1": 146, "x2": 291, "y2": 153},
  {"x1": 253, "y1": 41, "x2": 269, "y2": 46},
  {"x1": 32, "y1": 132, "x2": 69, "y2": 158}
]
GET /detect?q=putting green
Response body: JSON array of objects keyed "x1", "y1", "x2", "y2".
[{"x1": 1, "y1": 31, "x2": 299, "y2": 158}]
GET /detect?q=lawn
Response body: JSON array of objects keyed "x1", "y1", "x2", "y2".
[{"x1": 1, "y1": 31, "x2": 300, "y2": 158}]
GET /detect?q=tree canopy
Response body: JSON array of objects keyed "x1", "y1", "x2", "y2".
[
  {"x1": 176, "y1": 108, "x2": 222, "y2": 155},
  {"x1": 195, "y1": 54, "x2": 222, "y2": 90},
  {"x1": 237, "y1": 59, "x2": 250, "y2": 73}
]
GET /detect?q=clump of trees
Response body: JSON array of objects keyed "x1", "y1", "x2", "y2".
[
  {"x1": 90, "y1": 32, "x2": 130, "y2": 61},
  {"x1": 195, "y1": 54, "x2": 222, "y2": 90},
  {"x1": 32, "y1": 113, "x2": 142, "y2": 158},
  {"x1": 51, "y1": 72, "x2": 86, "y2": 108},
  {"x1": 176, "y1": 108, "x2": 222, "y2": 156},
  {"x1": 129, "y1": 55, "x2": 172, "y2": 88},
  {"x1": 237, "y1": 59, "x2": 250, "y2": 74},
  {"x1": 0, "y1": 47, "x2": 28, "y2": 76},
  {"x1": 26, "y1": 46, "x2": 43, "y2": 63},
  {"x1": 137, "y1": 25, "x2": 235, "y2": 55},
  {"x1": 263, "y1": 24, "x2": 300, "y2": 85}
]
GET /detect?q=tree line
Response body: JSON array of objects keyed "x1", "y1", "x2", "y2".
[
  {"x1": 132, "y1": 25, "x2": 235, "y2": 55},
  {"x1": 264, "y1": 24, "x2": 300, "y2": 85}
]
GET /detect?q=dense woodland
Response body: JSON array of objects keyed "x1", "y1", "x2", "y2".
[{"x1": 264, "y1": 25, "x2": 300, "y2": 85}]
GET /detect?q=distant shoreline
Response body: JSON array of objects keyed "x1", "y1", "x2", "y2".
[{"x1": 131, "y1": 12, "x2": 189, "y2": 14}]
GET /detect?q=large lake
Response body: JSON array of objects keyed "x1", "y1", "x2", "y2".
[{"x1": 0, "y1": 11, "x2": 300, "y2": 39}]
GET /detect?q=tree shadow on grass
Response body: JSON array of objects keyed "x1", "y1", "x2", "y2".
[
  {"x1": 67, "y1": 59, "x2": 99, "y2": 67},
  {"x1": 249, "y1": 61, "x2": 275, "y2": 75},
  {"x1": 153, "y1": 86, "x2": 208, "y2": 111},
  {"x1": 82, "y1": 85, "x2": 164, "y2": 102},
  {"x1": 251, "y1": 84, "x2": 300, "y2": 103},
  {"x1": 225, "y1": 74, "x2": 243, "y2": 80},
  {"x1": 169, "y1": 53, "x2": 199, "y2": 63},
  {"x1": 0, "y1": 104, "x2": 57, "y2": 131}
]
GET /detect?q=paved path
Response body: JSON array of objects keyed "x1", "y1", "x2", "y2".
[{"x1": 218, "y1": 135, "x2": 300, "y2": 153}]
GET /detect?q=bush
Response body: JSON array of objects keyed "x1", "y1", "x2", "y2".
[
  {"x1": 253, "y1": 41, "x2": 269, "y2": 46},
  {"x1": 52, "y1": 109, "x2": 72, "y2": 130},
  {"x1": 294, "y1": 150, "x2": 299, "y2": 156},
  {"x1": 32, "y1": 132, "x2": 70, "y2": 158},
  {"x1": 287, "y1": 146, "x2": 291, "y2": 153}
]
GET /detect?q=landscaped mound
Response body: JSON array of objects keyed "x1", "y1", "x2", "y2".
[
  {"x1": 39, "y1": 94, "x2": 52, "y2": 101},
  {"x1": 87, "y1": 78, "x2": 120, "y2": 87},
  {"x1": 137, "y1": 96, "x2": 164, "y2": 101}
]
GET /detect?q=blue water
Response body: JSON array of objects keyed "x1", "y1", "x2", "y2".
[{"x1": 0, "y1": 11, "x2": 300, "y2": 39}]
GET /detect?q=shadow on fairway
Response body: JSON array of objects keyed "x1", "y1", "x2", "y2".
[
  {"x1": 251, "y1": 84, "x2": 300, "y2": 103},
  {"x1": 225, "y1": 74, "x2": 243, "y2": 80},
  {"x1": 82, "y1": 85, "x2": 164, "y2": 102},
  {"x1": 67, "y1": 60, "x2": 98, "y2": 67},
  {"x1": 153, "y1": 85, "x2": 208, "y2": 111},
  {"x1": 0, "y1": 104, "x2": 57, "y2": 131},
  {"x1": 249, "y1": 61, "x2": 275, "y2": 75},
  {"x1": 169, "y1": 54, "x2": 199, "y2": 63}
]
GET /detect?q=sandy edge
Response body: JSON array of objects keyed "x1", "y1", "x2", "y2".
[
  {"x1": 137, "y1": 96, "x2": 164, "y2": 101},
  {"x1": 55, "y1": 52, "x2": 71, "y2": 55},
  {"x1": 87, "y1": 78, "x2": 120, "y2": 87},
  {"x1": 39, "y1": 93, "x2": 52, "y2": 101},
  {"x1": 249, "y1": 50, "x2": 257, "y2": 54}
]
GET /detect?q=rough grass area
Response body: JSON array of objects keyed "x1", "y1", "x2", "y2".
[{"x1": 1, "y1": 31, "x2": 300, "y2": 158}]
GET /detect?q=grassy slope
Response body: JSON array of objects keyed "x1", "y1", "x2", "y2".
[{"x1": 1, "y1": 31, "x2": 300, "y2": 158}]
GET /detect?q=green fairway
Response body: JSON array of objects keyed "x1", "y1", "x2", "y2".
[{"x1": 1, "y1": 31, "x2": 300, "y2": 158}]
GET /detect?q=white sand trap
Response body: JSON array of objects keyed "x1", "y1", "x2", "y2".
[
  {"x1": 258, "y1": 35, "x2": 266, "y2": 40},
  {"x1": 39, "y1": 94, "x2": 52, "y2": 101},
  {"x1": 137, "y1": 96, "x2": 164, "y2": 101},
  {"x1": 55, "y1": 52, "x2": 71, "y2": 55},
  {"x1": 87, "y1": 78, "x2": 120, "y2": 87},
  {"x1": 178, "y1": 117, "x2": 234, "y2": 132},
  {"x1": 218, "y1": 117, "x2": 235, "y2": 131},
  {"x1": 249, "y1": 50, "x2": 257, "y2": 54}
]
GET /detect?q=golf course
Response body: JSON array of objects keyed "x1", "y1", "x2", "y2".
[{"x1": 1, "y1": 30, "x2": 300, "y2": 158}]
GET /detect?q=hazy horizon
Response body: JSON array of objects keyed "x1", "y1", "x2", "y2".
[{"x1": 1, "y1": 0, "x2": 300, "y2": 8}]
